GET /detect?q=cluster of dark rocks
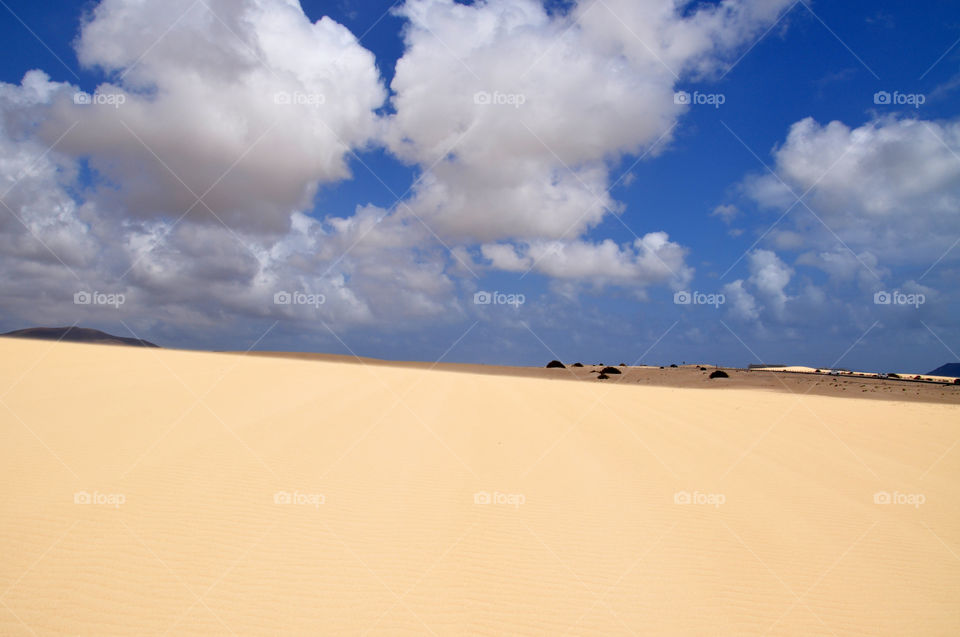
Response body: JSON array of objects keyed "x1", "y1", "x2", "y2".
[
  {"x1": 546, "y1": 360, "x2": 733, "y2": 381},
  {"x1": 545, "y1": 360, "x2": 624, "y2": 380}
]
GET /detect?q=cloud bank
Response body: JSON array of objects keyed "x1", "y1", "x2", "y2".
[{"x1": 3, "y1": 0, "x2": 874, "y2": 350}]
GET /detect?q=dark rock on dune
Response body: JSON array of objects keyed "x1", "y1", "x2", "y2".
[
  {"x1": 600, "y1": 366, "x2": 621, "y2": 375},
  {"x1": 709, "y1": 370, "x2": 729, "y2": 379},
  {"x1": 572, "y1": 362, "x2": 584, "y2": 367},
  {"x1": 1, "y1": 327, "x2": 158, "y2": 348},
  {"x1": 669, "y1": 364, "x2": 678, "y2": 368},
  {"x1": 546, "y1": 360, "x2": 566, "y2": 369},
  {"x1": 659, "y1": 366, "x2": 664, "y2": 369},
  {"x1": 619, "y1": 363, "x2": 627, "y2": 367},
  {"x1": 929, "y1": 363, "x2": 960, "y2": 377},
  {"x1": 698, "y1": 366, "x2": 706, "y2": 371},
  {"x1": 597, "y1": 373, "x2": 609, "y2": 380}
]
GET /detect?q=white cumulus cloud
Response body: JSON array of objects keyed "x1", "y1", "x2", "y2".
[
  {"x1": 384, "y1": 0, "x2": 795, "y2": 283},
  {"x1": 36, "y1": 0, "x2": 386, "y2": 234},
  {"x1": 743, "y1": 116, "x2": 960, "y2": 268}
]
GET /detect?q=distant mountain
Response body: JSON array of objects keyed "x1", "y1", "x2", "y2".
[
  {"x1": 928, "y1": 363, "x2": 960, "y2": 378},
  {"x1": 1, "y1": 327, "x2": 158, "y2": 348}
]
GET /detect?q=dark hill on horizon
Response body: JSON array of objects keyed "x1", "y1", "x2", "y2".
[
  {"x1": 1, "y1": 327, "x2": 158, "y2": 348},
  {"x1": 928, "y1": 363, "x2": 960, "y2": 378}
]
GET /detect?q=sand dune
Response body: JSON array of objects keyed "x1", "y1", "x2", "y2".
[{"x1": 1, "y1": 339, "x2": 958, "y2": 636}]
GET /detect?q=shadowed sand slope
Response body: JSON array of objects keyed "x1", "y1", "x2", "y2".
[{"x1": 0, "y1": 339, "x2": 958, "y2": 636}]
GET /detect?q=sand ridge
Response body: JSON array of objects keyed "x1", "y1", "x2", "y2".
[
  {"x1": 1, "y1": 338, "x2": 958, "y2": 635},
  {"x1": 245, "y1": 351, "x2": 960, "y2": 405}
]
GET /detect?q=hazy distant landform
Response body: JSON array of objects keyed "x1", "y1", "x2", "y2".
[
  {"x1": 928, "y1": 363, "x2": 960, "y2": 378},
  {"x1": 1, "y1": 326, "x2": 159, "y2": 348}
]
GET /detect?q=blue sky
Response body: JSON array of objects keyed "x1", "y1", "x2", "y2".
[{"x1": 0, "y1": 0, "x2": 958, "y2": 372}]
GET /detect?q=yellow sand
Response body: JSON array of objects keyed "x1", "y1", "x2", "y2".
[
  {"x1": 757, "y1": 366, "x2": 959, "y2": 384},
  {"x1": 898, "y1": 374, "x2": 957, "y2": 383},
  {"x1": 0, "y1": 339, "x2": 958, "y2": 636}
]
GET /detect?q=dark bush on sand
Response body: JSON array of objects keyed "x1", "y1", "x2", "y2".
[
  {"x1": 619, "y1": 363, "x2": 627, "y2": 367},
  {"x1": 546, "y1": 360, "x2": 566, "y2": 369},
  {"x1": 709, "y1": 370, "x2": 729, "y2": 379},
  {"x1": 669, "y1": 364, "x2": 678, "y2": 368},
  {"x1": 600, "y1": 366, "x2": 621, "y2": 375},
  {"x1": 597, "y1": 373, "x2": 609, "y2": 380},
  {"x1": 954, "y1": 378, "x2": 960, "y2": 385},
  {"x1": 572, "y1": 362, "x2": 584, "y2": 367}
]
